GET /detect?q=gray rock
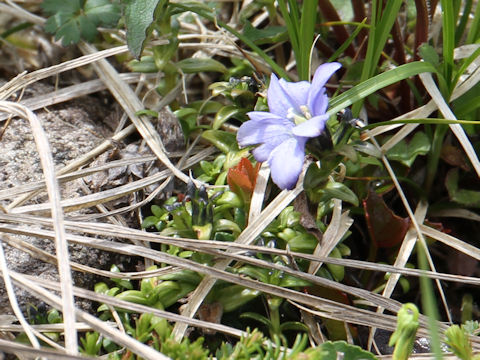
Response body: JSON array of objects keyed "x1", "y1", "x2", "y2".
[{"x1": 0, "y1": 92, "x2": 118, "y2": 315}]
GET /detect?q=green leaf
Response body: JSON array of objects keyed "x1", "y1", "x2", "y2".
[
  {"x1": 216, "y1": 285, "x2": 260, "y2": 312},
  {"x1": 418, "y1": 43, "x2": 440, "y2": 67},
  {"x1": 329, "y1": 61, "x2": 437, "y2": 116},
  {"x1": 42, "y1": 0, "x2": 120, "y2": 45},
  {"x1": 77, "y1": 15, "x2": 98, "y2": 42},
  {"x1": 84, "y1": 0, "x2": 121, "y2": 27},
  {"x1": 124, "y1": 0, "x2": 161, "y2": 58},
  {"x1": 213, "y1": 105, "x2": 242, "y2": 130},
  {"x1": 287, "y1": 233, "x2": 318, "y2": 253},
  {"x1": 128, "y1": 56, "x2": 159, "y2": 73},
  {"x1": 49, "y1": 17, "x2": 82, "y2": 45},
  {"x1": 242, "y1": 21, "x2": 287, "y2": 45},
  {"x1": 135, "y1": 109, "x2": 158, "y2": 117},
  {"x1": 177, "y1": 58, "x2": 228, "y2": 74},
  {"x1": 280, "y1": 321, "x2": 309, "y2": 333},
  {"x1": 325, "y1": 247, "x2": 344, "y2": 282},
  {"x1": 321, "y1": 180, "x2": 359, "y2": 206},
  {"x1": 240, "y1": 312, "x2": 272, "y2": 327},
  {"x1": 201, "y1": 130, "x2": 239, "y2": 153},
  {"x1": 445, "y1": 168, "x2": 480, "y2": 207},
  {"x1": 42, "y1": 0, "x2": 81, "y2": 15},
  {"x1": 115, "y1": 290, "x2": 149, "y2": 305},
  {"x1": 318, "y1": 341, "x2": 378, "y2": 360},
  {"x1": 386, "y1": 132, "x2": 431, "y2": 167},
  {"x1": 141, "y1": 216, "x2": 161, "y2": 229}
]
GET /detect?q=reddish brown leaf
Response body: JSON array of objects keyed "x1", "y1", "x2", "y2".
[
  {"x1": 363, "y1": 189, "x2": 411, "y2": 248},
  {"x1": 441, "y1": 144, "x2": 470, "y2": 171},
  {"x1": 227, "y1": 157, "x2": 260, "y2": 203}
]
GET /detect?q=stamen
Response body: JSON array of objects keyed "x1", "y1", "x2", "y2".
[
  {"x1": 286, "y1": 107, "x2": 296, "y2": 120},
  {"x1": 299, "y1": 105, "x2": 312, "y2": 119}
]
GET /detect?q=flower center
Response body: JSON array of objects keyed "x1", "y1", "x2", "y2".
[
  {"x1": 287, "y1": 105, "x2": 312, "y2": 126},
  {"x1": 300, "y1": 105, "x2": 312, "y2": 119}
]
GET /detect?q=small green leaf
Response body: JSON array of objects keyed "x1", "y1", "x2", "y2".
[
  {"x1": 128, "y1": 56, "x2": 159, "y2": 73},
  {"x1": 201, "y1": 130, "x2": 239, "y2": 153},
  {"x1": 318, "y1": 341, "x2": 378, "y2": 360},
  {"x1": 325, "y1": 247, "x2": 345, "y2": 282},
  {"x1": 445, "y1": 168, "x2": 480, "y2": 207},
  {"x1": 287, "y1": 233, "x2": 318, "y2": 253},
  {"x1": 124, "y1": 0, "x2": 162, "y2": 58},
  {"x1": 77, "y1": 15, "x2": 98, "y2": 42},
  {"x1": 386, "y1": 132, "x2": 431, "y2": 167},
  {"x1": 42, "y1": 0, "x2": 120, "y2": 45},
  {"x1": 213, "y1": 105, "x2": 242, "y2": 130},
  {"x1": 52, "y1": 18, "x2": 82, "y2": 45},
  {"x1": 141, "y1": 216, "x2": 161, "y2": 229},
  {"x1": 84, "y1": 0, "x2": 121, "y2": 27},
  {"x1": 177, "y1": 58, "x2": 228, "y2": 74},
  {"x1": 418, "y1": 43, "x2": 440, "y2": 67},
  {"x1": 42, "y1": 0, "x2": 81, "y2": 15},
  {"x1": 115, "y1": 290, "x2": 149, "y2": 305},
  {"x1": 135, "y1": 109, "x2": 158, "y2": 117},
  {"x1": 321, "y1": 180, "x2": 359, "y2": 206},
  {"x1": 242, "y1": 21, "x2": 287, "y2": 45}
]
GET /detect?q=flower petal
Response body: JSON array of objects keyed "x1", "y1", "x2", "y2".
[
  {"x1": 277, "y1": 78, "x2": 311, "y2": 111},
  {"x1": 237, "y1": 113, "x2": 292, "y2": 147},
  {"x1": 268, "y1": 137, "x2": 307, "y2": 190},
  {"x1": 311, "y1": 62, "x2": 342, "y2": 89},
  {"x1": 308, "y1": 62, "x2": 341, "y2": 115},
  {"x1": 252, "y1": 133, "x2": 290, "y2": 162},
  {"x1": 291, "y1": 114, "x2": 329, "y2": 138},
  {"x1": 308, "y1": 90, "x2": 329, "y2": 116},
  {"x1": 267, "y1": 73, "x2": 298, "y2": 118}
]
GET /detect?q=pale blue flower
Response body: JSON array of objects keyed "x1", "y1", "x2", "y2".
[{"x1": 237, "y1": 62, "x2": 341, "y2": 189}]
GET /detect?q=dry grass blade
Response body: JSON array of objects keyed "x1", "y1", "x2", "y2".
[
  {"x1": 0, "y1": 155, "x2": 158, "y2": 200},
  {"x1": 8, "y1": 72, "x2": 183, "y2": 210},
  {"x1": 368, "y1": 201, "x2": 428, "y2": 349},
  {"x1": 0, "y1": 339, "x2": 89, "y2": 360},
  {"x1": 0, "y1": 101, "x2": 77, "y2": 354},
  {"x1": 0, "y1": 221, "x2": 412, "y2": 331},
  {"x1": 2, "y1": 216, "x2": 480, "y2": 286},
  {"x1": 1, "y1": 219, "x2": 464, "y2": 343},
  {"x1": 0, "y1": 45, "x2": 141, "y2": 100},
  {"x1": 421, "y1": 224, "x2": 480, "y2": 260},
  {"x1": 365, "y1": 127, "x2": 453, "y2": 322},
  {"x1": 21, "y1": 273, "x2": 246, "y2": 338},
  {"x1": 419, "y1": 72, "x2": 480, "y2": 177},
  {"x1": 0, "y1": 239, "x2": 40, "y2": 349},
  {"x1": 10, "y1": 272, "x2": 172, "y2": 360},
  {"x1": 0, "y1": 73, "x2": 153, "y2": 122},
  {"x1": 308, "y1": 199, "x2": 353, "y2": 274},
  {"x1": 77, "y1": 41, "x2": 191, "y2": 185},
  {"x1": 248, "y1": 163, "x2": 269, "y2": 224},
  {"x1": 369, "y1": 45, "x2": 480, "y2": 150},
  {"x1": 8, "y1": 147, "x2": 214, "y2": 214}
]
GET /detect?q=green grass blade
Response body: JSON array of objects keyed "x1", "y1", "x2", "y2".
[
  {"x1": 328, "y1": 61, "x2": 437, "y2": 115},
  {"x1": 418, "y1": 245, "x2": 443, "y2": 360},
  {"x1": 452, "y1": 45, "x2": 480, "y2": 89},
  {"x1": 327, "y1": 19, "x2": 369, "y2": 63},
  {"x1": 455, "y1": 0, "x2": 472, "y2": 45},
  {"x1": 298, "y1": 0, "x2": 319, "y2": 80},
  {"x1": 363, "y1": 118, "x2": 480, "y2": 130},
  {"x1": 352, "y1": 0, "x2": 403, "y2": 115},
  {"x1": 466, "y1": 0, "x2": 480, "y2": 43},
  {"x1": 277, "y1": 0, "x2": 300, "y2": 77},
  {"x1": 440, "y1": 0, "x2": 455, "y2": 90}
]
